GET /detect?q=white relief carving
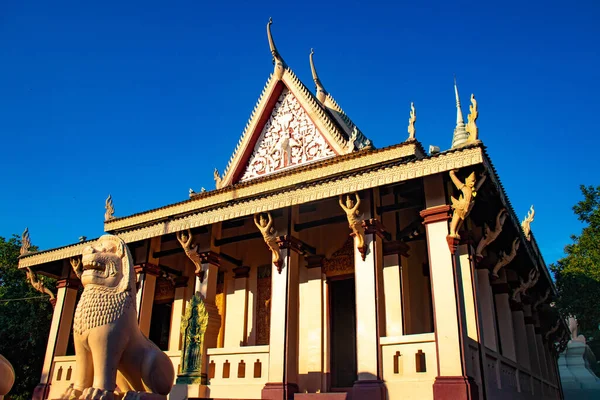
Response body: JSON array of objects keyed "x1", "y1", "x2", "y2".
[{"x1": 240, "y1": 88, "x2": 336, "y2": 181}]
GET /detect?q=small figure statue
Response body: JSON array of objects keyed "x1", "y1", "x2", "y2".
[
  {"x1": 521, "y1": 205, "x2": 535, "y2": 240},
  {"x1": 176, "y1": 229, "x2": 202, "y2": 275},
  {"x1": 105, "y1": 194, "x2": 115, "y2": 221},
  {"x1": 491, "y1": 237, "x2": 520, "y2": 279},
  {"x1": 70, "y1": 257, "x2": 83, "y2": 280},
  {"x1": 448, "y1": 169, "x2": 486, "y2": 238},
  {"x1": 214, "y1": 168, "x2": 223, "y2": 190},
  {"x1": 189, "y1": 188, "x2": 196, "y2": 197},
  {"x1": 20, "y1": 228, "x2": 32, "y2": 256},
  {"x1": 475, "y1": 208, "x2": 507, "y2": 260},
  {"x1": 407, "y1": 102, "x2": 416, "y2": 141},
  {"x1": 254, "y1": 212, "x2": 281, "y2": 271},
  {"x1": 25, "y1": 266, "x2": 56, "y2": 306},
  {"x1": 466, "y1": 94, "x2": 478, "y2": 143},
  {"x1": 568, "y1": 316, "x2": 586, "y2": 344},
  {"x1": 339, "y1": 193, "x2": 366, "y2": 256}
]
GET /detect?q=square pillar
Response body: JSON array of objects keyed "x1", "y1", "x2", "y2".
[
  {"x1": 510, "y1": 300, "x2": 531, "y2": 370},
  {"x1": 168, "y1": 276, "x2": 189, "y2": 352},
  {"x1": 420, "y1": 174, "x2": 479, "y2": 400},
  {"x1": 134, "y1": 263, "x2": 160, "y2": 336},
  {"x1": 523, "y1": 305, "x2": 541, "y2": 377},
  {"x1": 382, "y1": 242, "x2": 408, "y2": 337},
  {"x1": 32, "y1": 278, "x2": 79, "y2": 400},
  {"x1": 223, "y1": 266, "x2": 250, "y2": 347},
  {"x1": 476, "y1": 269, "x2": 498, "y2": 351},
  {"x1": 491, "y1": 271, "x2": 517, "y2": 362}
]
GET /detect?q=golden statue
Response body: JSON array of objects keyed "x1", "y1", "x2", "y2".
[
  {"x1": 521, "y1": 205, "x2": 535, "y2": 240},
  {"x1": 466, "y1": 93, "x2": 478, "y2": 143},
  {"x1": 339, "y1": 193, "x2": 365, "y2": 252},
  {"x1": 25, "y1": 266, "x2": 55, "y2": 303},
  {"x1": 20, "y1": 228, "x2": 32, "y2": 256},
  {"x1": 176, "y1": 228, "x2": 203, "y2": 275},
  {"x1": 448, "y1": 169, "x2": 486, "y2": 238},
  {"x1": 105, "y1": 194, "x2": 115, "y2": 221},
  {"x1": 254, "y1": 212, "x2": 281, "y2": 269},
  {"x1": 407, "y1": 102, "x2": 416, "y2": 141}
]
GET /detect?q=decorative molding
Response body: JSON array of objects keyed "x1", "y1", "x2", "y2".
[
  {"x1": 420, "y1": 205, "x2": 452, "y2": 224},
  {"x1": 322, "y1": 238, "x2": 354, "y2": 278}
]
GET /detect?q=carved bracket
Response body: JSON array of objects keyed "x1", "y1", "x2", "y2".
[
  {"x1": 475, "y1": 208, "x2": 507, "y2": 262},
  {"x1": 512, "y1": 268, "x2": 539, "y2": 301},
  {"x1": 490, "y1": 237, "x2": 520, "y2": 279},
  {"x1": 339, "y1": 193, "x2": 367, "y2": 260},
  {"x1": 24, "y1": 266, "x2": 56, "y2": 308},
  {"x1": 533, "y1": 288, "x2": 551, "y2": 311},
  {"x1": 254, "y1": 212, "x2": 282, "y2": 273},
  {"x1": 448, "y1": 169, "x2": 486, "y2": 239},
  {"x1": 176, "y1": 228, "x2": 203, "y2": 276}
]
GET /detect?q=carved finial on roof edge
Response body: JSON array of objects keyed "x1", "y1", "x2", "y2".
[
  {"x1": 20, "y1": 227, "x2": 32, "y2": 256},
  {"x1": 310, "y1": 48, "x2": 327, "y2": 103},
  {"x1": 521, "y1": 205, "x2": 535, "y2": 240},
  {"x1": 466, "y1": 93, "x2": 480, "y2": 144},
  {"x1": 267, "y1": 18, "x2": 285, "y2": 80},
  {"x1": 407, "y1": 102, "x2": 416, "y2": 141},
  {"x1": 214, "y1": 168, "x2": 223, "y2": 189},
  {"x1": 105, "y1": 194, "x2": 115, "y2": 221}
]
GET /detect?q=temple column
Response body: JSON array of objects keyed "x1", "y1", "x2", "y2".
[
  {"x1": 420, "y1": 174, "x2": 478, "y2": 400},
  {"x1": 534, "y1": 315, "x2": 549, "y2": 380},
  {"x1": 491, "y1": 270, "x2": 517, "y2": 362},
  {"x1": 382, "y1": 243, "x2": 406, "y2": 337},
  {"x1": 195, "y1": 251, "x2": 221, "y2": 374},
  {"x1": 507, "y1": 269, "x2": 530, "y2": 370},
  {"x1": 168, "y1": 276, "x2": 189, "y2": 352},
  {"x1": 476, "y1": 268, "x2": 498, "y2": 351},
  {"x1": 134, "y1": 262, "x2": 160, "y2": 336},
  {"x1": 262, "y1": 239, "x2": 301, "y2": 400},
  {"x1": 32, "y1": 277, "x2": 79, "y2": 400},
  {"x1": 224, "y1": 266, "x2": 250, "y2": 347},
  {"x1": 524, "y1": 304, "x2": 541, "y2": 377}
]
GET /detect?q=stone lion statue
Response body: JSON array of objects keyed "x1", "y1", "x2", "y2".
[{"x1": 61, "y1": 235, "x2": 174, "y2": 400}]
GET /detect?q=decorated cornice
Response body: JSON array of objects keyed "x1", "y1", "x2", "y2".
[{"x1": 21, "y1": 146, "x2": 484, "y2": 270}]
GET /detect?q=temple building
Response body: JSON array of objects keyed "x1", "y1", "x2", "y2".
[{"x1": 19, "y1": 19, "x2": 568, "y2": 400}]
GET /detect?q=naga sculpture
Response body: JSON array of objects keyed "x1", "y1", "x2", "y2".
[
  {"x1": 20, "y1": 227, "x2": 32, "y2": 256},
  {"x1": 466, "y1": 94, "x2": 478, "y2": 143},
  {"x1": 448, "y1": 169, "x2": 486, "y2": 239},
  {"x1": 61, "y1": 235, "x2": 174, "y2": 400},
  {"x1": 521, "y1": 205, "x2": 534, "y2": 240},
  {"x1": 491, "y1": 237, "x2": 520, "y2": 279},
  {"x1": 512, "y1": 268, "x2": 539, "y2": 301},
  {"x1": 533, "y1": 287, "x2": 551, "y2": 311},
  {"x1": 214, "y1": 168, "x2": 223, "y2": 189},
  {"x1": 339, "y1": 193, "x2": 366, "y2": 258},
  {"x1": 568, "y1": 316, "x2": 586, "y2": 344},
  {"x1": 475, "y1": 208, "x2": 507, "y2": 261},
  {"x1": 254, "y1": 212, "x2": 282, "y2": 271},
  {"x1": 105, "y1": 195, "x2": 115, "y2": 221},
  {"x1": 407, "y1": 102, "x2": 416, "y2": 141},
  {"x1": 25, "y1": 266, "x2": 56, "y2": 306}
]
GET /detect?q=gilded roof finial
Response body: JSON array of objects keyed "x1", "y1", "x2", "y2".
[
  {"x1": 310, "y1": 48, "x2": 327, "y2": 103},
  {"x1": 105, "y1": 194, "x2": 115, "y2": 221},
  {"x1": 451, "y1": 75, "x2": 469, "y2": 148},
  {"x1": 466, "y1": 93, "x2": 479, "y2": 143},
  {"x1": 20, "y1": 227, "x2": 32, "y2": 256},
  {"x1": 407, "y1": 102, "x2": 416, "y2": 141},
  {"x1": 521, "y1": 205, "x2": 535, "y2": 240},
  {"x1": 267, "y1": 18, "x2": 285, "y2": 79}
]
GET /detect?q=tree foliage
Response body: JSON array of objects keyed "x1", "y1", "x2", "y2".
[
  {"x1": 0, "y1": 234, "x2": 54, "y2": 400},
  {"x1": 551, "y1": 185, "x2": 600, "y2": 339}
]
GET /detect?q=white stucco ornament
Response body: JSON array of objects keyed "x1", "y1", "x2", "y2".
[{"x1": 240, "y1": 88, "x2": 336, "y2": 181}]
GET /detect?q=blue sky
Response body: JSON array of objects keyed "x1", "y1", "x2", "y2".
[{"x1": 1, "y1": 1, "x2": 598, "y2": 266}]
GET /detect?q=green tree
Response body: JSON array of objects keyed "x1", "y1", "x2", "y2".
[
  {"x1": 551, "y1": 185, "x2": 600, "y2": 365},
  {"x1": 0, "y1": 234, "x2": 54, "y2": 400}
]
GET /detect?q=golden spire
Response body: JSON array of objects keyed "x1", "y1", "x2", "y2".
[
  {"x1": 309, "y1": 48, "x2": 327, "y2": 103},
  {"x1": 407, "y1": 102, "x2": 416, "y2": 141},
  {"x1": 267, "y1": 17, "x2": 285, "y2": 79}
]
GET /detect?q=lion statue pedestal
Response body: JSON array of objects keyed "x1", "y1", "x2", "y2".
[
  {"x1": 60, "y1": 235, "x2": 174, "y2": 400},
  {"x1": 0, "y1": 354, "x2": 15, "y2": 400}
]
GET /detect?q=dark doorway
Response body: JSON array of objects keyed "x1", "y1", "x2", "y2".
[
  {"x1": 149, "y1": 302, "x2": 172, "y2": 350},
  {"x1": 329, "y1": 277, "x2": 357, "y2": 388}
]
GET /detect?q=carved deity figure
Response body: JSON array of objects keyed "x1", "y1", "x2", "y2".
[
  {"x1": 179, "y1": 294, "x2": 209, "y2": 383},
  {"x1": 105, "y1": 194, "x2": 115, "y2": 221},
  {"x1": 339, "y1": 193, "x2": 365, "y2": 251},
  {"x1": 491, "y1": 237, "x2": 520, "y2": 278},
  {"x1": 466, "y1": 94, "x2": 478, "y2": 143},
  {"x1": 25, "y1": 267, "x2": 55, "y2": 302},
  {"x1": 60, "y1": 235, "x2": 174, "y2": 400},
  {"x1": 568, "y1": 316, "x2": 586, "y2": 344},
  {"x1": 475, "y1": 208, "x2": 507, "y2": 260},
  {"x1": 20, "y1": 228, "x2": 32, "y2": 256},
  {"x1": 448, "y1": 169, "x2": 486, "y2": 238},
  {"x1": 521, "y1": 205, "x2": 535, "y2": 240},
  {"x1": 176, "y1": 229, "x2": 203, "y2": 275},
  {"x1": 254, "y1": 212, "x2": 281, "y2": 268},
  {"x1": 407, "y1": 102, "x2": 416, "y2": 140}
]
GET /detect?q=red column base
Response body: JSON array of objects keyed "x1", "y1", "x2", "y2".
[
  {"x1": 352, "y1": 379, "x2": 386, "y2": 400},
  {"x1": 32, "y1": 383, "x2": 49, "y2": 400},
  {"x1": 433, "y1": 376, "x2": 479, "y2": 400},
  {"x1": 261, "y1": 382, "x2": 299, "y2": 400}
]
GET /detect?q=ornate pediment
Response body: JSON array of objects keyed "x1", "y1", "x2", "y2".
[{"x1": 239, "y1": 88, "x2": 337, "y2": 181}]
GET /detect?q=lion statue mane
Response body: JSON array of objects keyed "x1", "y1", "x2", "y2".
[{"x1": 61, "y1": 234, "x2": 174, "y2": 400}]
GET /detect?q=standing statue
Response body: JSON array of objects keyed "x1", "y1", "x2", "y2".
[
  {"x1": 339, "y1": 193, "x2": 366, "y2": 257},
  {"x1": 254, "y1": 212, "x2": 282, "y2": 271},
  {"x1": 177, "y1": 294, "x2": 209, "y2": 384},
  {"x1": 25, "y1": 266, "x2": 56, "y2": 306},
  {"x1": 491, "y1": 237, "x2": 520, "y2": 279},
  {"x1": 568, "y1": 316, "x2": 586, "y2": 344},
  {"x1": 521, "y1": 205, "x2": 535, "y2": 240},
  {"x1": 60, "y1": 235, "x2": 174, "y2": 400},
  {"x1": 407, "y1": 102, "x2": 416, "y2": 141},
  {"x1": 448, "y1": 169, "x2": 486, "y2": 238},
  {"x1": 475, "y1": 208, "x2": 507, "y2": 261}
]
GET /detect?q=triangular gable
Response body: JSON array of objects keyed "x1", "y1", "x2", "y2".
[{"x1": 218, "y1": 69, "x2": 354, "y2": 187}]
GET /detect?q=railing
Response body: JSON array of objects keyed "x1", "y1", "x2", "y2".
[
  {"x1": 380, "y1": 333, "x2": 437, "y2": 400},
  {"x1": 206, "y1": 345, "x2": 269, "y2": 400}
]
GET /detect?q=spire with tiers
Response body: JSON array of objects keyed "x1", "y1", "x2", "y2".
[{"x1": 451, "y1": 77, "x2": 469, "y2": 148}]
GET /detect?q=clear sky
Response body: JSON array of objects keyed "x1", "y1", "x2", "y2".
[{"x1": 1, "y1": 0, "x2": 598, "y2": 266}]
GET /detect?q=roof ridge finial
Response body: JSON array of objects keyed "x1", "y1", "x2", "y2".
[
  {"x1": 407, "y1": 102, "x2": 416, "y2": 141},
  {"x1": 309, "y1": 48, "x2": 327, "y2": 103},
  {"x1": 267, "y1": 17, "x2": 285, "y2": 79},
  {"x1": 451, "y1": 75, "x2": 469, "y2": 148}
]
